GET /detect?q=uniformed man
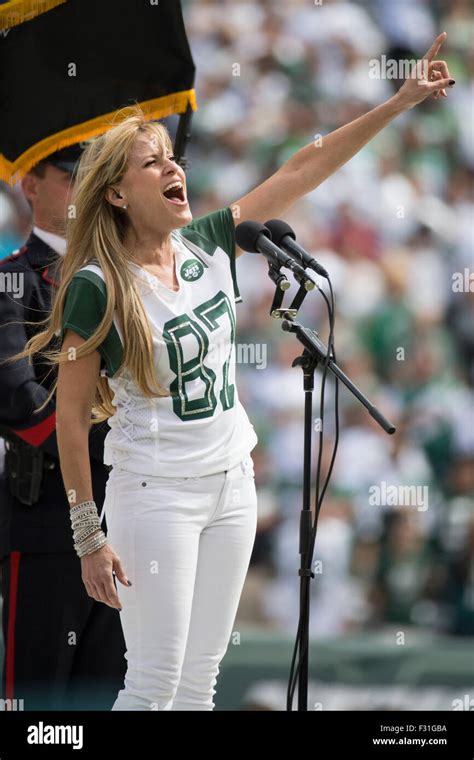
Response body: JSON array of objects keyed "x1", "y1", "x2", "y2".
[{"x1": 0, "y1": 145, "x2": 126, "y2": 711}]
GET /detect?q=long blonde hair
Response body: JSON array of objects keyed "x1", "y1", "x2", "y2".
[{"x1": 5, "y1": 106, "x2": 176, "y2": 423}]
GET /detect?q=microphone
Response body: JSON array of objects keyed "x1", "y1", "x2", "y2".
[
  {"x1": 264, "y1": 219, "x2": 329, "y2": 279},
  {"x1": 235, "y1": 221, "x2": 315, "y2": 290}
]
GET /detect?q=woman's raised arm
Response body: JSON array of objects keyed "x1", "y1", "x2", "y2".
[{"x1": 231, "y1": 32, "x2": 454, "y2": 256}]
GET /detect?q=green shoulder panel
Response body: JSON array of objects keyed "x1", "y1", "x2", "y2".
[
  {"x1": 180, "y1": 207, "x2": 242, "y2": 303},
  {"x1": 60, "y1": 269, "x2": 123, "y2": 377}
]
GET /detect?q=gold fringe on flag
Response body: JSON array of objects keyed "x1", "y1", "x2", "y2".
[
  {"x1": 0, "y1": 0, "x2": 67, "y2": 32},
  {"x1": 0, "y1": 90, "x2": 198, "y2": 186}
]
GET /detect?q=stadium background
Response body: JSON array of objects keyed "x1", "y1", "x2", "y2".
[{"x1": 0, "y1": 0, "x2": 473, "y2": 710}]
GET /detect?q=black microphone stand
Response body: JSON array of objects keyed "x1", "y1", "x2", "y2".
[{"x1": 267, "y1": 272, "x2": 396, "y2": 710}]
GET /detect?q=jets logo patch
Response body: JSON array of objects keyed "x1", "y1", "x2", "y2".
[{"x1": 180, "y1": 259, "x2": 204, "y2": 282}]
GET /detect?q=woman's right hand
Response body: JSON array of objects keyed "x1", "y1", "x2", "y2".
[{"x1": 80, "y1": 537, "x2": 131, "y2": 610}]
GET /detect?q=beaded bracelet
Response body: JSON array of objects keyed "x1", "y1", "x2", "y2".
[{"x1": 69, "y1": 499, "x2": 107, "y2": 558}]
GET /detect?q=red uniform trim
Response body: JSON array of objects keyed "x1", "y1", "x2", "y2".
[
  {"x1": 12, "y1": 411, "x2": 56, "y2": 446},
  {"x1": 5, "y1": 551, "x2": 21, "y2": 703},
  {"x1": 41, "y1": 266, "x2": 59, "y2": 287}
]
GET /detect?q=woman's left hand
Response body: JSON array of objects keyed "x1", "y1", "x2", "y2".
[{"x1": 396, "y1": 32, "x2": 455, "y2": 110}]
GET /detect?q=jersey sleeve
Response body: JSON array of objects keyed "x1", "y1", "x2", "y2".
[
  {"x1": 60, "y1": 272, "x2": 123, "y2": 377},
  {"x1": 181, "y1": 206, "x2": 241, "y2": 303}
]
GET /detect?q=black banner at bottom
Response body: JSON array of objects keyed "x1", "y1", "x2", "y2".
[{"x1": 0, "y1": 709, "x2": 472, "y2": 757}]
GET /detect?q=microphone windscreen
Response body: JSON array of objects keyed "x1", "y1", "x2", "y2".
[
  {"x1": 264, "y1": 219, "x2": 295, "y2": 247},
  {"x1": 235, "y1": 221, "x2": 270, "y2": 253}
]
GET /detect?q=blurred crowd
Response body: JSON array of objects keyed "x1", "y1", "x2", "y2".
[{"x1": 1, "y1": 0, "x2": 473, "y2": 640}]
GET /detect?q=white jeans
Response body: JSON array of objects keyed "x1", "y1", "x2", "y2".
[{"x1": 104, "y1": 455, "x2": 257, "y2": 711}]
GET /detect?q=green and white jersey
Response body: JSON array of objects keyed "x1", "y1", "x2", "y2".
[{"x1": 60, "y1": 207, "x2": 258, "y2": 477}]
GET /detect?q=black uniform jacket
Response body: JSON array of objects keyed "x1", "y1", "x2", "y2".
[{"x1": 0, "y1": 233, "x2": 110, "y2": 556}]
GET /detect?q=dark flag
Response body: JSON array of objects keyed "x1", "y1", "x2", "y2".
[
  {"x1": 0, "y1": 0, "x2": 197, "y2": 184},
  {"x1": 0, "y1": 0, "x2": 67, "y2": 31}
]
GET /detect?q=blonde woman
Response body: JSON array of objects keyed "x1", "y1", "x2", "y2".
[{"x1": 14, "y1": 34, "x2": 452, "y2": 710}]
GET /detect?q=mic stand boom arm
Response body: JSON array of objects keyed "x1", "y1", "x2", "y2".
[{"x1": 281, "y1": 313, "x2": 396, "y2": 435}]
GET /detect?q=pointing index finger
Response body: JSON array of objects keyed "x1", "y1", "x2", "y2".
[{"x1": 423, "y1": 31, "x2": 447, "y2": 62}]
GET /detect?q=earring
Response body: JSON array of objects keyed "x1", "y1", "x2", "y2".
[{"x1": 122, "y1": 204, "x2": 127, "y2": 210}]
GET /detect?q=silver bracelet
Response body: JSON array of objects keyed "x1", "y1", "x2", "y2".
[
  {"x1": 70, "y1": 500, "x2": 97, "y2": 515},
  {"x1": 69, "y1": 500, "x2": 99, "y2": 525},
  {"x1": 74, "y1": 522, "x2": 102, "y2": 544},
  {"x1": 71, "y1": 506, "x2": 99, "y2": 522},
  {"x1": 76, "y1": 531, "x2": 107, "y2": 558},
  {"x1": 70, "y1": 500, "x2": 107, "y2": 558}
]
